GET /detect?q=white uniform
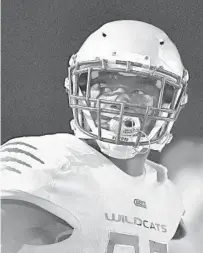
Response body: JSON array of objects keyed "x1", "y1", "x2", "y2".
[{"x1": 0, "y1": 133, "x2": 184, "y2": 253}]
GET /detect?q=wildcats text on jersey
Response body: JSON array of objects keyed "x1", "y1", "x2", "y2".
[{"x1": 105, "y1": 213, "x2": 167, "y2": 233}]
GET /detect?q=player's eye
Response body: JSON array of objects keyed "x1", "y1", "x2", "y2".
[
  {"x1": 110, "y1": 104, "x2": 119, "y2": 109},
  {"x1": 132, "y1": 90, "x2": 145, "y2": 95},
  {"x1": 103, "y1": 87, "x2": 112, "y2": 93}
]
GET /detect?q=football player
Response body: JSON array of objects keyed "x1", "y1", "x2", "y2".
[{"x1": 1, "y1": 20, "x2": 189, "y2": 253}]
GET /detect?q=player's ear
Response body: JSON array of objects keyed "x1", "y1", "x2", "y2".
[{"x1": 171, "y1": 219, "x2": 187, "y2": 240}]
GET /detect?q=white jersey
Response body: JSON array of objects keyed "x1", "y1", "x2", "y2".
[{"x1": 0, "y1": 133, "x2": 184, "y2": 253}]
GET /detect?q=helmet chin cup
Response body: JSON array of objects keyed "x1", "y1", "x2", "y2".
[{"x1": 96, "y1": 140, "x2": 139, "y2": 159}]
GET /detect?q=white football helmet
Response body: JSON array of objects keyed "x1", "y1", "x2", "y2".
[{"x1": 65, "y1": 20, "x2": 189, "y2": 159}]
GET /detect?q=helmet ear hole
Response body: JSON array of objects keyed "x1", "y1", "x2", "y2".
[{"x1": 102, "y1": 32, "x2": 107, "y2": 38}]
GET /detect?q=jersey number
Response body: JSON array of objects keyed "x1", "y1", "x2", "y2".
[{"x1": 106, "y1": 232, "x2": 167, "y2": 253}]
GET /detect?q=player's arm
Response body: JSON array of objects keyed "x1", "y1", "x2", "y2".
[
  {"x1": 1, "y1": 198, "x2": 73, "y2": 252},
  {"x1": 172, "y1": 218, "x2": 187, "y2": 240},
  {"x1": 1, "y1": 134, "x2": 74, "y2": 251}
]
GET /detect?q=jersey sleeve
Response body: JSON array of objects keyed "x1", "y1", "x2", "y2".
[{"x1": 0, "y1": 134, "x2": 71, "y2": 197}]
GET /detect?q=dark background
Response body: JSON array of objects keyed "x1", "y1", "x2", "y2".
[{"x1": 2, "y1": 0, "x2": 203, "y2": 162}]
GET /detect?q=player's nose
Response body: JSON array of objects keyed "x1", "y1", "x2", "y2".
[{"x1": 109, "y1": 92, "x2": 130, "y2": 109}]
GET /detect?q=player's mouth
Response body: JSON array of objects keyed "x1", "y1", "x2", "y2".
[{"x1": 94, "y1": 115, "x2": 142, "y2": 134}]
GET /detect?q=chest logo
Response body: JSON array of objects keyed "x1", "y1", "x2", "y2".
[
  {"x1": 105, "y1": 213, "x2": 167, "y2": 233},
  {"x1": 134, "y1": 199, "x2": 147, "y2": 209}
]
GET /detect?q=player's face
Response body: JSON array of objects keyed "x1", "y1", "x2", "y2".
[{"x1": 79, "y1": 71, "x2": 166, "y2": 134}]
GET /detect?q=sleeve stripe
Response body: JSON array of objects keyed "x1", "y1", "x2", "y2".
[
  {"x1": 1, "y1": 148, "x2": 45, "y2": 165},
  {"x1": 2, "y1": 165, "x2": 21, "y2": 174},
  {"x1": 1, "y1": 157, "x2": 32, "y2": 168},
  {"x1": 2, "y1": 141, "x2": 37, "y2": 150}
]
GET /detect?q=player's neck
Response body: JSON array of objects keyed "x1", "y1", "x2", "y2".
[
  {"x1": 107, "y1": 151, "x2": 149, "y2": 177},
  {"x1": 84, "y1": 139, "x2": 149, "y2": 177}
]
